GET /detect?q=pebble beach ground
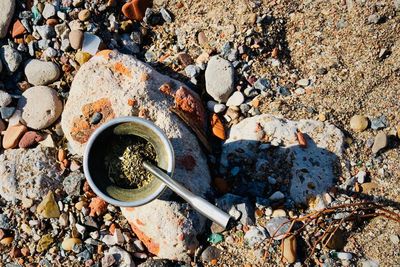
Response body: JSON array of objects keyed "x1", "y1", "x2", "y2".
[{"x1": 0, "y1": 0, "x2": 399, "y2": 266}]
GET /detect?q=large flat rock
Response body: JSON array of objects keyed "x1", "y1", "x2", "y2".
[
  {"x1": 0, "y1": 146, "x2": 62, "y2": 202},
  {"x1": 121, "y1": 201, "x2": 205, "y2": 261},
  {"x1": 61, "y1": 50, "x2": 211, "y2": 260},
  {"x1": 220, "y1": 114, "x2": 344, "y2": 203}
]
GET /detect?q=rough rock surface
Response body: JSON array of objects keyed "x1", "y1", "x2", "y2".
[
  {"x1": 220, "y1": 114, "x2": 344, "y2": 203},
  {"x1": 0, "y1": 90, "x2": 12, "y2": 107},
  {"x1": 18, "y1": 86, "x2": 63, "y2": 130},
  {"x1": 0, "y1": 45, "x2": 22, "y2": 72},
  {"x1": 61, "y1": 50, "x2": 211, "y2": 260},
  {"x1": 121, "y1": 201, "x2": 205, "y2": 261},
  {"x1": 0, "y1": 0, "x2": 15, "y2": 38},
  {"x1": 0, "y1": 146, "x2": 62, "y2": 202},
  {"x1": 61, "y1": 50, "x2": 210, "y2": 196}
]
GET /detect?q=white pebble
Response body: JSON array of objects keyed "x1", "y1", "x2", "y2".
[
  {"x1": 336, "y1": 252, "x2": 353, "y2": 260},
  {"x1": 226, "y1": 91, "x2": 245, "y2": 107},
  {"x1": 356, "y1": 171, "x2": 367, "y2": 184}
]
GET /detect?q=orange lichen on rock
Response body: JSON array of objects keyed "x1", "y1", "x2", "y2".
[
  {"x1": 127, "y1": 98, "x2": 136, "y2": 106},
  {"x1": 124, "y1": 207, "x2": 135, "y2": 212},
  {"x1": 96, "y1": 49, "x2": 113, "y2": 60},
  {"x1": 113, "y1": 62, "x2": 132, "y2": 77},
  {"x1": 70, "y1": 98, "x2": 115, "y2": 144},
  {"x1": 159, "y1": 83, "x2": 173, "y2": 95},
  {"x1": 211, "y1": 114, "x2": 226, "y2": 140},
  {"x1": 140, "y1": 72, "x2": 150, "y2": 81},
  {"x1": 174, "y1": 87, "x2": 206, "y2": 128},
  {"x1": 130, "y1": 223, "x2": 160, "y2": 255},
  {"x1": 89, "y1": 197, "x2": 108, "y2": 217},
  {"x1": 138, "y1": 108, "x2": 149, "y2": 118},
  {"x1": 136, "y1": 219, "x2": 145, "y2": 226}
]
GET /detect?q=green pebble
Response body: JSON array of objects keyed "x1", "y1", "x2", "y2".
[{"x1": 207, "y1": 233, "x2": 224, "y2": 244}]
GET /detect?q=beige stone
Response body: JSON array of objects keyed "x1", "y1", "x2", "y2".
[
  {"x1": 18, "y1": 86, "x2": 63, "y2": 130},
  {"x1": 350, "y1": 115, "x2": 369, "y2": 132},
  {"x1": 371, "y1": 132, "x2": 387, "y2": 154},
  {"x1": 282, "y1": 235, "x2": 297, "y2": 264},
  {"x1": 36, "y1": 191, "x2": 60, "y2": 218},
  {"x1": 2, "y1": 123, "x2": 27, "y2": 149},
  {"x1": 61, "y1": 238, "x2": 82, "y2": 251}
]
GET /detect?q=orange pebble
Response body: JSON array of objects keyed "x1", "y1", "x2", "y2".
[
  {"x1": 58, "y1": 148, "x2": 67, "y2": 162},
  {"x1": 12, "y1": 20, "x2": 26, "y2": 38},
  {"x1": 271, "y1": 47, "x2": 279, "y2": 58},
  {"x1": 211, "y1": 114, "x2": 226, "y2": 140},
  {"x1": 296, "y1": 131, "x2": 307, "y2": 148},
  {"x1": 122, "y1": 0, "x2": 150, "y2": 21}
]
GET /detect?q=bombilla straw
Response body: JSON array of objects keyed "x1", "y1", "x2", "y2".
[{"x1": 143, "y1": 161, "x2": 231, "y2": 229}]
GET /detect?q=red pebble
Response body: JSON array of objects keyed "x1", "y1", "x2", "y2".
[{"x1": 18, "y1": 131, "x2": 44, "y2": 148}]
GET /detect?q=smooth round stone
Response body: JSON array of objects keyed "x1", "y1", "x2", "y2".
[
  {"x1": 90, "y1": 112, "x2": 102, "y2": 124},
  {"x1": 61, "y1": 238, "x2": 82, "y2": 251},
  {"x1": 18, "y1": 131, "x2": 44, "y2": 148},
  {"x1": 356, "y1": 170, "x2": 366, "y2": 183},
  {"x1": 269, "y1": 191, "x2": 285, "y2": 201},
  {"x1": 271, "y1": 209, "x2": 287, "y2": 217},
  {"x1": 371, "y1": 132, "x2": 387, "y2": 154},
  {"x1": 69, "y1": 30, "x2": 84, "y2": 50},
  {"x1": 205, "y1": 55, "x2": 234, "y2": 103},
  {"x1": 0, "y1": 90, "x2": 12, "y2": 107},
  {"x1": 282, "y1": 235, "x2": 297, "y2": 264},
  {"x1": 296, "y1": 78, "x2": 309, "y2": 87},
  {"x1": 350, "y1": 115, "x2": 369, "y2": 132},
  {"x1": 200, "y1": 246, "x2": 222, "y2": 262},
  {"x1": 206, "y1": 101, "x2": 226, "y2": 114},
  {"x1": 226, "y1": 91, "x2": 245, "y2": 107},
  {"x1": 2, "y1": 123, "x2": 28, "y2": 149},
  {"x1": 18, "y1": 86, "x2": 63, "y2": 130},
  {"x1": 25, "y1": 59, "x2": 60, "y2": 86},
  {"x1": 78, "y1": 9, "x2": 90, "y2": 21},
  {"x1": 336, "y1": 252, "x2": 353, "y2": 260}
]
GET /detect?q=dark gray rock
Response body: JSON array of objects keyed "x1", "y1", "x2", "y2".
[
  {"x1": 216, "y1": 193, "x2": 254, "y2": 225},
  {"x1": 200, "y1": 246, "x2": 222, "y2": 262}
]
